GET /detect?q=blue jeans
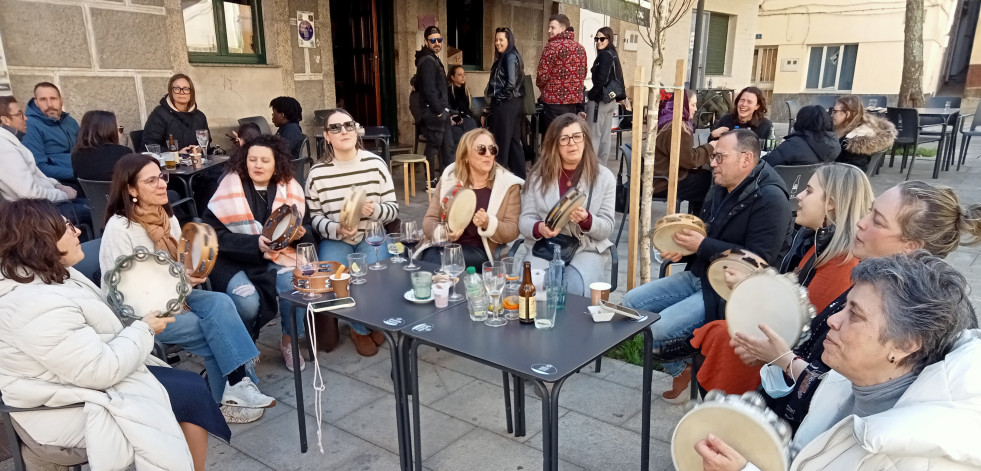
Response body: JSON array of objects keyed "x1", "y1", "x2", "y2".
[
  {"x1": 156, "y1": 289, "x2": 259, "y2": 403},
  {"x1": 227, "y1": 265, "x2": 306, "y2": 337},
  {"x1": 318, "y1": 238, "x2": 392, "y2": 335},
  {"x1": 622, "y1": 271, "x2": 706, "y2": 377}
]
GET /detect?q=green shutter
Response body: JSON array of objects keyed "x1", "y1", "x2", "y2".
[{"x1": 705, "y1": 13, "x2": 729, "y2": 75}]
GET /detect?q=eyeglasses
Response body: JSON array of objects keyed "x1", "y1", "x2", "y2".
[
  {"x1": 428, "y1": 37, "x2": 444, "y2": 44},
  {"x1": 594, "y1": 36, "x2": 608, "y2": 42},
  {"x1": 474, "y1": 144, "x2": 499, "y2": 156},
  {"x1": 171, "y1": 86, "x2": 191, "y2": 95},
  {"x1": 141, "y1": 172, "x2": 170, "y2": 186},
  {"x1": 326, "y1": 121, "x2": 358, "y2": 134},
  {"x1": 829, "y1": 108, "x2": 845, "y2": 114},
  {"x1": 711, "y1": 152, "x2": 740, "y2": 164},
  {"x1": 558, "y1": 132, "x2": 585, "y2": 146},
  {"x1": 64, "y1": 219, "x2": 78, "y2": 235}
]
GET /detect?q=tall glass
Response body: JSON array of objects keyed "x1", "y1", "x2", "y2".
[
  {"x1": 295, "y1": 242, "x2": 320, "y2": 300},
  {"x1": 441, "y1": 243, "x2": 465, "y2": 301},
  {"x1": 387, "y1": 232, "x2": 405, "y2": 263},
  {"x1": 365, "y1": 221, "x2": 387, "y2": 270},
  {"x1": 432, "y1": 222, "x2": 449, "y2": 248},
  {"x1": 501, "y1": 256, "x2": 520, "y2": 320},
  {"x1": 482, "y1": 261, "x2": 507, "y2": 327},
  {"x1": 402, "y1": 221, "x2": 422, "y2": 271},
  {"x1": 195, "y1": 129, "x2": 210, "y2": 160},
  {"x1": 347, "y1": 253, "x2": 367, "y2": 285}
]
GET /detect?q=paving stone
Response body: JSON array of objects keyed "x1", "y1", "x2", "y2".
[
  {"x1": 424, "y1": 428, "x2": 584, "y2": 471},
  {"x1": 206, "y1": 439, "x2": 274, "y2": 471},
  {"x1": 330, "y1": 447, "x2": 402, "y2": 471},
  {"x1": 428, "y1": 379, "x2": 553, "y2": 442},
  {"x1": 231, "y1": 414, "x2": 376, "y2": 470},
  {"x1": 261, "y1": 367, "x2": 388, "y2": 423},
  {"x1": 538, "y1": 370, "x2": 643, "y2": 426}
]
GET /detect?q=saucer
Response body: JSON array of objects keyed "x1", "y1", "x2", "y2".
[{"x1": 404, "y1": 289, "x2": 434, "y2": 304}]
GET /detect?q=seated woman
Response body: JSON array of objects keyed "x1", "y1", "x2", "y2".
[
  {"x1": 762, "y1": 105, "x2": 840, "y2": 167},
  {"x1": 417, "y1": 128, "x2": 523, "y2": 268},
  {"x1": 71, "y1": 110, "x2": 132, "y2": 181},
  {"x1": 688, "y1": 163, "x2": 872, "y2": 400},
  {"x1": 732, "y1": 180, "x2": 981, "y2": 430},
  {"x1": 709, "y1": 87, "x2": 773, "y2": 141},
  {"x1": 831, "y1": 95, "x2": 897, "y2": 172},
  {"x1": 696, "y1": 252, "x2": 981, "y2": 470},
  {"x1": 203, "y1": 134, "x2": 314, "y2": 373},
  {"x1": 446, "y1": 65, "x2": 479, "y2": 145},
  {"x1": 232, "y1": 122, "x2": 263, "y2": 148},
  {"x1": 306, "y1": 108, "x2": 397, "y2": 357},
  {"x1": 0, "y1": 198, "x2": 230, "y2": 471},
  {"x1": 142, "y1": 74, "x2": 209, "y2": 153},
  {"x1": 519, "y1": 113, "x2": 616, "y2": 297},
  {"x1": 652, "y1": 90, "x2": 715, "y2": 215},
  {"x1": 100, "y1": 153, "x2": 275, "y2": 424}
]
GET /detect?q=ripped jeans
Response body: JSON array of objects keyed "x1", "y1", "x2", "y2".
[{"x1": 226, "y1": 264, "x2": 306, "y2": 338}]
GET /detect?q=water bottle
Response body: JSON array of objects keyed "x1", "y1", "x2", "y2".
[
  {"x1": 548, "y1": 244, "x2": 566, "y2": 310},
  {"x1": 766, "y1": 128, "x2": 776, "y2": 151},
  {"x1": 464, "y1": 266, "x2": 488, "y2": 321}
]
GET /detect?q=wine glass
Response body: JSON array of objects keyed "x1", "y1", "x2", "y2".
[
  {"x1": 482, "y1": 260, "x2": 507, "y2": 327},
  {"x1": 365, "y1": 221, "x2": 387, "y2": 270},
  {"x1": 402, "y1": 221, "x2": 423, "y2": 271},
  {"x1": 387, "y1": 232, "x2": 405, "y2": 263},
  {"x1": 295, "y1": 242, "x2": 320, "y2": 300},
  {"x1": 441, "y1": 243, "x2": 465, "y2": 301},
  {"x1": 195, "y1": 129, "x2": 210, "y2": 160},
  {"x1": 501, "y1": 256, "x2": 520, "y2": 320},
  {"x1": 432, "y1": 222, "x2": 449, "y2": 248},
  {"x1": 347, "y1": 253, "x2": 367, "y2": 285}
]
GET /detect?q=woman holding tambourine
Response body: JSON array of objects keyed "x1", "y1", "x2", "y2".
[
  {"x1": 418, "y1": 128, "x2": 523, "y2": 268},
  {"x1": 100, "y1": 153, "x2": 276, "y2": 424},
  {"x1": 202, "y1": 134, "x2": 315, "y2": 373},
  {"x1": 519, "y1": 113, "x2": 616, "y2": 296}
]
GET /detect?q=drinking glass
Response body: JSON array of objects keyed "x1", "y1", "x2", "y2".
[
  {"x1": 195, "y1": 129, "x2": 210, "y2": 160},
  {"x1": 387, "y1": 232, "x2": 405, "y2": 263},
  {"x1": 347, "y1": 253, "x2": 367, "y2": 285},
  {"x1": 482, "y1": 261, "x2": 507, "y2": 327},
  {"x1": 441, "y1": 243, "x2": 465, "y2": 301},
  {"x1": 145, "y1": 144, "x2": 161, "y2": 155},
  {"x1": 365, "y1": 221, "x2": 387, "y2": 270},
  {"x1": 868, "y1": 99, "x2": 878, "y2": 109},
  {"x1": 295, "y1": 242, "x2": 320, "y2": 300},
  {"x1": 402, "y1": 221, "x2": 423, "y2": 271},
  {"x1": 501, "y1": 256, "x2": 520, "y2": 320},
  {"x1": 432, "y1": 222, "x2": 449, "y2": 248}
]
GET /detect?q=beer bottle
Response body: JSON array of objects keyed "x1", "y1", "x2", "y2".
[
  {"x1": 168, "y1": 134, "x2": 178, "y2": 152},
  {"x1": 518, "y1": 261, "x2": 536, "y2": 325}
]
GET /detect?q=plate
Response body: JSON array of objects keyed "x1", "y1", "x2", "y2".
[{"x1": 404, "y1": 289, "x2": 434, "y2": 304}]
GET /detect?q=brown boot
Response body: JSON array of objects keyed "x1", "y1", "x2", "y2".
[
  {"x1": 349, "y1": 329, "x2": 379, "y2": 357},
  {"x1": 661, "y1": 364, "x2": 691, "y2": 405},
  {"x1": 368, "y1": 330, "x2": 385, "y2": 346},
  {"x1": 314, "y1": 316, "x2": 340, "y2": 353}
]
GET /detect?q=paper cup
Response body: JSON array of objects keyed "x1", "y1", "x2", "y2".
[
  {"x1": 589, "y1": 282, "x2": 611, "y2": 306},
  {"x1": 330, "y1": 273, "x2": 351, "y2": 297},
  {"x1": 433, "y1": 282, "x2": 450, "y2": 308}
]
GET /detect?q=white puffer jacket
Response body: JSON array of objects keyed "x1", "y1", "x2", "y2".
[{"x1": 0, "y1": 267, "x2": 194, "y2": 471}]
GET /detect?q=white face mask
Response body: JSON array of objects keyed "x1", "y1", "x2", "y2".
[{"x1": 760, "y1": 363, "x2": 796, "y2": 398}]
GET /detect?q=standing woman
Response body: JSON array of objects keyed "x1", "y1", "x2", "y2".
[
  {"x1": 306, "y1": 108, "x2": 397, "y2": 357},
  {"x1": 831, "y1": 94, "x2": 897, "y2": 172},
  {"x1": 519, "y1": 113, "x2": 616, "y2": 296},
  {"x1": 72, "y1": 110, "x2": 132, "y2": 181},
  {"x1": 142, "y1": 74, "x2": 209, "y2": 153},
  {"x1": 709, "y1": 86, "x2": 772, "y2": 140},
  {"x1": 585, "y1": 26, "x2": 625, "y2": 163},
  {"x1": 485, "y1": 27, "x2": 526, "y2": 179}
]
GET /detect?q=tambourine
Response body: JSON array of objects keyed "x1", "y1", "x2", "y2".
[
  {"x1": 292, "y1": 260, "x2": 345, "y2": 294},
  {"x1": 179, "y1": 222, "x2": 218, "y2": 278},
  {"x1": 672, "y1": 390, "x2": 793, "y2": 471},
  {"x1": 104, "y1": 246, "x2": 191, "y2": 318},
  {"x1": 651, "y1": 213, "x2": 707, "y2": 255},
  {"x1": 441, "y1": 184, "x2": 477, "y2": 233},
  {"x1": 262, "y1": 204, "x2": 302, "y2": 251},
  {"x1": 339, "y1": 187, "x2": 366, "y2": 231},
  {"x1": 707, "y1": 249, "x2": 769, "y2": 301},
  {"x1": 726, "y1": 268, "x2": 816, "y2": 347},
  {"x1": 545, "y1": 187, "x2": 586, "y2": 231}
]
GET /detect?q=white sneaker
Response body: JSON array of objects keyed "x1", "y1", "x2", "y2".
[
  {"x1": 221, "y1": 377, "x2": 277, "y2": 408},
  {"x1": 221, "y1": 404, "x2": 264, "y2": 424}
]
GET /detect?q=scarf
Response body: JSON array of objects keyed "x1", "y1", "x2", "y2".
[
  {"x1": 208, "y1": 172, "x2": 306, "y2": 266},
  {"x1": 132, "y1": 204, "x2": 179, "y2": 260},
  {"x1": 657, "y1": 91, "x2": 693, "y2": 132}
]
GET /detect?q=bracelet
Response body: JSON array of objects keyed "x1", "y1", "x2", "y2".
[
  {"x1": 766, "y1": 350, "x2": 794, "y2": 367},
  {"x1": 787, "y1": 356, "x2": 803, "y2": 377},
  {"x1": 143, "y1": 321, "x2": 156, "y2": 337}
]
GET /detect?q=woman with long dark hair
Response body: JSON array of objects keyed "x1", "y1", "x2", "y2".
[
  {"x1": 72, "y1": 110, "x2": 132, "y2": 181},
  {"x1": 762, "y1": 105, "x2": 841, "y2": 166},
  {"x1": 485, "y1": 27, "x2": 526, "y2": 178},
  {"x1": 585, "y1": 26, "x2": 625, "y2": 163},
  {"x1": 709, "y1": 86, "x2": 773, "y2": 140}
]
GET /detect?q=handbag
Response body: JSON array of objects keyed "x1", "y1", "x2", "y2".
[
  {"x1": 601, "y1": 52, "x2": 626, "y2": 104},
  {"x1": 532, "y1": 184, "x2": 594, "y2": 265},
  {"x1": 615, "y1": 155, "x2": 628, "y2": 213}
]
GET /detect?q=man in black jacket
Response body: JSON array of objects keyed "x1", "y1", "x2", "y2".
[
  {"x1": 414, "y1": 25, "x2": 453, "y2": 183},
  {"x1": 269, "y1": 96, "x2": 306, "y2": 159},
  {"x1": 623, "y1": 129, "x2": 792, "y2": 402}
]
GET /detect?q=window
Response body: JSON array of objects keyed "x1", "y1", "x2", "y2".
[
  {"x1": 806, "y1": 45, "x2": 857, "y2": 90},
  {"x1": 447, "y1": 0, "x2": 482, "y2": 69},
  {"x1": 704, "y1": 13, "x2": 730, "y2": 75},
  {"x1": 183, "y1": 0, "x2": 265, "y2": 64}
]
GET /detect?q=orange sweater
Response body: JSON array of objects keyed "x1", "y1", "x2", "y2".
[{"x1": 691, "y1": 248, "x2": 858, "y2": 394}]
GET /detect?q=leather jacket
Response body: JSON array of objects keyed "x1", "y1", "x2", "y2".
[{"x1": 486, "y1": 49, "x2": 523, "y2": 105}]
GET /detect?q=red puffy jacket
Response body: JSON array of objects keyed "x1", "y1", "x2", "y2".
[{"x1": 535, "y1": 30, "x2": 587, "y2": 105}]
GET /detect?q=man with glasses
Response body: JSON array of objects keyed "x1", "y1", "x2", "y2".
[
  {"x1": 23, "y1": 82, "x2": 79, "y2": 184},
  {"x1": 536, "y1": 14, "x2": 587, "y2": 131},
  {"x1": 414, "y1": 25, "x2": 454, "y2": 185},
  {"x1": 0, "y1": 96, "x2": 27, "y2": 140},
  {"x1": 622, "y1": 129, "x2": 792, "y2": 403}
]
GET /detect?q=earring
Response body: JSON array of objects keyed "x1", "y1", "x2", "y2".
[
  {"x1": 889, "y1": 355, "x2": 896, "y2": 364},
  {"x1": 132, "y1": 197, "x2": 138, "y2": 203}
]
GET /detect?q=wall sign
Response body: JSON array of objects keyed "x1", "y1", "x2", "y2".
[{"x1": 297, "y1": 11, "x2": 315, "y2": 48}]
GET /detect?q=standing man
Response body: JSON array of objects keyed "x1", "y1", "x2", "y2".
[
  {"x1": 414, "y1": 25, "x2": 453, "y2": 185},
  {"x1": 23, "y1": 82, "x2": 80, "y2": 185},
  {"x1": 0, "y1": 96, "x2": 27, "y2": 140},
  {"x1": 536, "y1": 14, "x2": 587, "y2": 131}
]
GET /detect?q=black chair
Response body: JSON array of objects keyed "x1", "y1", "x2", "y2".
[
  {"x1": 313, "y1": 109, "x2": 329, "y2": 127},
  {"x1": 812, "y1": 95, "x2": 838, "y2": 111},
  {"x1": 956, "y1": 101, "x2": 981, "y2": 170},
  {"x1": 130, "y1": 129, "x2": 144, "y2": 151},
  {"x1": 291, "y1": 156, "x2": 312, "y2": 187},
  {"x1": 866, "y1": 149, "x2": 887, "y2": 177},
  {"x1": 237, "y1": 116, "x2": 272, "y2": 135},
  {"x1": 73, "y1": 239, "x2": 102, "y2": 285},
  {"x1": 785, "y1": 99, "x2": 801, "y2": 130},
  {"x1": 772, "y1": 163, "x2": 823, "y2": 203},
  {"x1": 920, "y1": 97, "x2": 961, "y2": 169},
  {"x1": 0, "y1": 394, "x2": 86, "y2": 471},
  {"x1": 885, "y1": 107, "x2": 940, "y2": 179}
]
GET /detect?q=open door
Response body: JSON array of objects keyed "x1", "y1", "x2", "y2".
[{"x1": 331, "y1": 0, "x2": 381, "y2": 125}]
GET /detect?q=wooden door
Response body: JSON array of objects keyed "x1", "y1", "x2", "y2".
[{"x1": 331, "y1": 0, "x2": 382, "y2": 125}]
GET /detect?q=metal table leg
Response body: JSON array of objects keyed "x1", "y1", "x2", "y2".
[
  {"x1": 544, "y1": 377, "x2": 568, "y2": 471},
  {"x1": 933, "y1": 123, "x2": 947, "y2": 179},
  {"x1": 389, "y1": 333, "x2": 412, "y2": 471},
  {"x1": 641, "y1": 327, "x2": 654, "y2": 471},
  {"x1": 289, "y1": 300, "x2": 308, "y2": 453},
  {"x1": 514, "y1": 375, "x2": 525, "y2": 436},
  {"x1": 502, "y1": 371, "x2": 514, "y2": 434},
  {"x1": 530, "y1": 379, "x2": 553, "y2": 471},
  {"x1": 409, "y1": 341, "x2": 424, "y2": 471}
]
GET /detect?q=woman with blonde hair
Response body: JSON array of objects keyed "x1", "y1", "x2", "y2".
[{"x1": 831, "y1": 95, "x2": 896, "y2": 172}]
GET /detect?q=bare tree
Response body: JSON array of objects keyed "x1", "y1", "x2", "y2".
[
  {"x1": 634, "y1": 0, "x2": 696, "y2": 284},
  {"x1": 898, "y1": 0, "x2": 925, "y2": 107}
]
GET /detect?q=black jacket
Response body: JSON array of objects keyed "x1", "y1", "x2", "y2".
[
  {"x1": 448, "y1": 84, "x2": 473, "y2": 117},
  {"x1": 276, "y1": 122, "x2": 306, "y2": 158},
  {"x1": 486, "y1": 49, "x2": 523, "y2": 105},
  {"x1": 685, "y1": 161, "x2": 793, "y2": 321},
  {"x1": 710, "y1": 114, "x2": 773, "y2": 141},
  {"x1": 762, "y1": 131, "x2": 841, "y2": 167},
  {"x1": 142, "y1": 96, "x2": 210, "y2": 151},
  {"x1": 71, "y1": 143, "x2": 132, "y2": 181},
  {"x1": 587, "y1": 49, "x2": 625, "y2": 102},
  {"x1": 414, "y1": 48, "x2": 449, "y2": 118}
]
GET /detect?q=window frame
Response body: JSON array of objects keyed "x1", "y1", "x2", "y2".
[
  {"x1": 185, "y1": 0, "x2": 267, "y2": 65},
  {"x1": 697, "y1": 11, "x2": 732, "y2": 77},
  {"x1": 805, "y1": 44, "x2": 858, "y2": 91}
]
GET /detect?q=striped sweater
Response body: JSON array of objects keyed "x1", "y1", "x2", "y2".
[{"x1": 306, "y1": 150, "x2": 398, "y2": 243}]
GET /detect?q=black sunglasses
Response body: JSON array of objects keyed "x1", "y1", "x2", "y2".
[
  {"x1": 428, "y1": 37, "x2": 444, "y2": 44},
  {"x1": 326, "y1": 121, "x2": 358, "y2": 134},
  {"x1": 475, "y1": 144, "x2": 499, "y2": 156},
  {"x1": 594, "y1": 37, "x2": 608, "y2": 42}
]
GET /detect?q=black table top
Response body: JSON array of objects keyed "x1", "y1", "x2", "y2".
[
  {"x1": 400, "y1": 294, "x2": 659, "y2": 383},
  {"x1": 280, "y1": 259, "x2": 464, "y2": 332},
  {"x1": 165, "y1": 155, "x2": 228, "y2": 176},
  {"x1": 914, "y1": 107, "x2": 960, "y2": 116}
]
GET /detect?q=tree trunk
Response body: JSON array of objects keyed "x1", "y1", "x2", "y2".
[{"x1": 899, "y1": 0, "x2": 925, "y2": 107}]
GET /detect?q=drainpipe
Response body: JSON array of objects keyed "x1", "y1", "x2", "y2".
[{"x1": 689, "y1": 0, "x2": 706, "y2": 89}]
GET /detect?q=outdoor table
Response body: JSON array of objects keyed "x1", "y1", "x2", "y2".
[
  {"x1": 400, "y1": 295, "x2": 659, "y2": 471},
  {"x1": 165, "y1": 155, "x2": 228, "y2": 198},
  {"x1": 282, "y1": 259, "x2": 462, "y2": 470},
  {"x1": 914, "y1": 107, "x2": 960, "y2": 178}
]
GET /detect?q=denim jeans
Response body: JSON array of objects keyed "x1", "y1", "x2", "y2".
[
  {"x1": 622, "y1": 271, "x2": 706, "y2": 377},
  {"x1": 226, "y1": 265, "x2": 306, "y2": 337},
  {"x1": 156, "y1": 289, "x2": 259, "y2": 403},
  {"x1": 318, "y1": 238, "x2": 393, "y2": 335}
]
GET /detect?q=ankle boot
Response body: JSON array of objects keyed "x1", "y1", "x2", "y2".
[{"x1": 661, "y1": 364, "x2": 691, "y2": 405}]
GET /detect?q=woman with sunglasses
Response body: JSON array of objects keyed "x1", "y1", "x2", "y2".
[
  {"x1": 831, "y1": 95, "x2": 896, "y2": 172},
  {"x1": 485, "y1": 27, "x2": 526, "y2": 178},
  {"x1": 141, "y1": 74, "x2": 209, "y2": 154},
  {"x1": 585, "y1": 26, "x2": 625, "y2": 164},
  {"x1": 100, "y1": 153, "x2": 276, "y2": 424},
  {"x1": 519, "y1": 114, "x2": 616, "y2": 297},
  {"x1": 306, "y1": 108, "x2": 397, "y2": 357},
  {"x1": 417, "y1": 128, "x2": 523, "y2": 267}
]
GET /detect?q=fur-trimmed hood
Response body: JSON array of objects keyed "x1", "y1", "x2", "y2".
[{"x1": 842, "y1": 114, "x2": 897, "y2": 155}]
